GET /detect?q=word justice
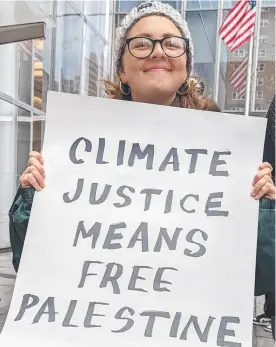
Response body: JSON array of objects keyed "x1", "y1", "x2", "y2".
[
  {"x1": 63, "y1": 182, "x2": 229, "y2": 217},
  {"x1": 69, "y1": 137, "x2": 232, "y2": 175}
]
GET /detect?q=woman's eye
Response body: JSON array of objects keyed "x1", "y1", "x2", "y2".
[
  {"x1": 132, "y1": 39, "x2": 151, "y2": 49},
  {"x1": 165, "y1": 41, "x2": 181, "y2": 49},
  {"x1": 138, "y1": 42, "x2": 150, "y2": 48}
]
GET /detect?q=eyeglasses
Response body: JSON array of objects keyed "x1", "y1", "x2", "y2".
[{"x1": 124, "y1": 36, "x2": 189, "y2": 59}]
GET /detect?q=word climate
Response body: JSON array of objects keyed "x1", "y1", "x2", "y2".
[{"x1": 69, "y1": 137, "x2": 232, "y2": 174}]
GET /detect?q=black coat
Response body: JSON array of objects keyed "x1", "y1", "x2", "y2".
[{"x1": 263, "y1": 95, "x2": 275, "y2": 182}]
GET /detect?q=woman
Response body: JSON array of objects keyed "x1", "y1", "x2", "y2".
[{"x1": 9, "y1": 1, "x2": 275, "y2": 299}]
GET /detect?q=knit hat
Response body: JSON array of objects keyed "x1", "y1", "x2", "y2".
[{"x1": 114, "y1": 1, "x2": 194, "y2": 75}]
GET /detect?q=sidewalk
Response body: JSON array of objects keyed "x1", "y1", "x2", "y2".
[{"x1": 0, "y1": 250, "x2": 274, "y2": 346}]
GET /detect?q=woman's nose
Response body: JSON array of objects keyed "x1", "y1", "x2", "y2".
[{"x1": 150, "y1": 42, "x2": 166, "y2": 59}]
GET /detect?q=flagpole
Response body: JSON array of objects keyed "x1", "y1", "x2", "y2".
[
  {"x1": 213, "y1": 0, "x2": 223, "y2": 103},
  {"x1": 250, "y1": 0, "x2": 262, "y2": 113},
  {"x1": 244, "y1": 35, "x2": 254, "y2": 116},
  {"x1": 244, "y1": 0, "x2": 257, "y2": 119}
]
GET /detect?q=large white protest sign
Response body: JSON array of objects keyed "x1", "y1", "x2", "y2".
[{"x1": 0, "y1": 92, "x2": 267, "y2": 347}]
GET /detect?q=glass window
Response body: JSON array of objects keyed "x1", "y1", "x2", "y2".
[
  {"x1": 55, "y1": 2, "x2": 83, "y2": 94},
  {"x1": 17, "y1": 116, "x2": 31, "y2": 179},
  {"x1": 33, "y1": 117, "x2": 45, "y2": 153},
  {"x1": 259, "y1": 49, "x2": 266, "y2": 57},
  {"x1": 161, "y1": 1, "x2": 181, "y2": 9},
  {"x1": 116, "y1": 0, "x2": 181, "y2": 13},
  {"x1": 218, "y1": 9, "x2": 250, "y2": 111},
  {"x1": 85, "y1": 0, "x2": 108, "y2": 38},
  {"x1": 18, "y1": 41, "x2": 33, "y2": 105},
  {"x1": 71, "y1": 0, "x2": 84, "y2": 12},
  {"x1": 82, "y1": 24, "x2": 101, "y2": 96},
  {"x1": 230, "y1": 107, "x2": 244, "y2": 112},
  {"x1": 187, "y1": 0, "x2": 231, "y2": 10},
  {"x1": 233, "y1": 49, "x2": 248, "y2": 58},
  {"x1": 259, "y1": 35, "x2": 268, "y2": 43},
  {"x1": 232, "y1": 92, "x2": 245, "y2": 100},
  {"x1": 256, "y1": 91, "x2": 263, "y2": 100},
  {"x1": 186, "y1": 10, "x2": 218, "y2": 96},
  {"x1": 33, "y1": 27, "x2": 51, "y2": 111},
  {"x1": 116, "y1": 1, "x2": 143, "y2": 13},
  {"x1": 257, "y1": 63, "x2": 265, "y2": 72},
  {"x1": 257, "y1": 77, "x2": 264, "y2": 86},
  {"x1": 262, "y1": 0, "x2": 275, "y2": 5},
  {"x1": 260, "y1": 18, "x2": 269, "y2": 27},
  {"x1": 187, "y1": 1, "x2": 200, "y2": 10}
]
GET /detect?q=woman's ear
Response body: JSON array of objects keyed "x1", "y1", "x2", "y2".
[{"x1": 118, "y1": 68, "x2": 127, "y2": 84}]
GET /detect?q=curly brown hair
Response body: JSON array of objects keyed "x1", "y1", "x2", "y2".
[{"x1": 104, "y1": 77, "x2": 221, "y2": 112}]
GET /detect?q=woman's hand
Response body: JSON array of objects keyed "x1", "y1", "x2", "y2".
[
  {"x1": 20, "y1": 151, "x2": 45, "y2": 191},
  {"x1": 251, "y1": 162, "x2": 275, "y2": 200}
]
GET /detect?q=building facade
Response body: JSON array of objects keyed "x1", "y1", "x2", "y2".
[{"x1": 0, "y1": 0, "x2": 275, "y2": 247}]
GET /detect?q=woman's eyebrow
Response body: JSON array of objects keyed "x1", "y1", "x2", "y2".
[{"x1": 131, "y1": 32, "x2": 179, "y2": 38}]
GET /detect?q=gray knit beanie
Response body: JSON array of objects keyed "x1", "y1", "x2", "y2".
[{"x1": 114, "y1": 1, "x2": 194, "y2": 75}]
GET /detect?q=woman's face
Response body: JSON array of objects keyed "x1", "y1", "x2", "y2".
[{"x1": 119, "y1": 16, "x2": 188, "y2": 104}]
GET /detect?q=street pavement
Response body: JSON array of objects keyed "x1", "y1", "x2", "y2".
[{"x1": 0, "y1": 249, "x2": 274, "y2": 346}]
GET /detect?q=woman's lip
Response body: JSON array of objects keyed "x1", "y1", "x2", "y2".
[{"x1": 145, "y1": 68, "x2": 171, "y2": 72}]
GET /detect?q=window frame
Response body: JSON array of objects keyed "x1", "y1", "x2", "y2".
[
  {"x1": 259, "y1": 49, "x2": 266, "y2": 57},
  {"x1": 257, "y1": 77, "x2": 264, "y2": 86},
  {"x1": 257, "y1": 63, "x2": 265, "y2": 72},
  {"x1": 232, "y1": 92, "x2": 245, "y2": 100},
  {"x1": 260, "y1": 18, "x2": 269, "y2": 27},
  {"x1": 233, "y1": 49, "x2": 248, "y2": 58},
  {"x1": 256, "y1": 91, "x2": 264, "y2": 100},
  {"x1": 259, "y1": 35, "x2": 268, "y2": 44}
]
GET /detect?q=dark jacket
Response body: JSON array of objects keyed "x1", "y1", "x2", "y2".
[
  {"x1": 9, "y1": 186, "x2": 275, "y2": 296},
  {"x1": 263, "y1": 95, "x2": 275, "y2": 182}
]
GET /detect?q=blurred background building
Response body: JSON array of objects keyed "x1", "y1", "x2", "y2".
[{"x1": 0, "y1": 0, "x2": 275, "y2": 248}]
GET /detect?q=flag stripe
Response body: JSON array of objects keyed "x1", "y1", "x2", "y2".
[
  {"x1": 219, "y1": 1, "x2": 248, "y2": 40},
  {"x1": 228, "y1": 10, "x2": 256, "y2": 43},
  {"x1": 229, "y1": 57, "x2": 248, "y2": 95},
  {"x1": 224, "y1": 9, "x2": 256, "y2": 45},
  {"x1": 230, "y1": 27, "x2": 254, "y2": 51},
  {"x1": 230, "y1": 59, "x2": 248, "y2": 83},
  {"x1": 219, "y1": 0, "x2": 247, "y2": 35},
  {"x1": 239, "y1": 85, "x2": 246, "y2": 95},
  {"x1": 232, "y1": 69, "x2": 247, "y2": 86},
  {"x1": 219, "y1": 0, "x2": 256, "y2": 53}
]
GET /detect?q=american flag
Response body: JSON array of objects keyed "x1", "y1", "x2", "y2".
[
  {"x1": 219, "y1": 0, "x2": 256, "y2": 52},
  {"x1": 229, "y1": 57, "x2": 248, "y2": 95}
]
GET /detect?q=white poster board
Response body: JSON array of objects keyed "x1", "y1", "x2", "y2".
[{"x1": 0, "y1": 92, "x2": 266, "y2": 347}]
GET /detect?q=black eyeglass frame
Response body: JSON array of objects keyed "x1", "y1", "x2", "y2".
[{"x1": 123, "y1": 36, "x2": 189, "y2": 60}]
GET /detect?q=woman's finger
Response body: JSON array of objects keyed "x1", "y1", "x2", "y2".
[
  {"x1": 259, "y1": 162, "x2": 273, "y2": 172},
  {"x1": 252, "y1": 167, "x2": 272, "y2": 185},
  {"x1": 28, "y1": 157, "x2": 45, "y2": 178},
  {"x1": 29, "y1": 151, "x2": 44, "y2": 165},
  {"x1": 20, "y1": 171, "x2": 31, "y2": 188},
  {"x1": 27, "y1": 166, "x2": 45, "y2": 188},
  {"x1": 251, "y1": 175, "x2": 273, "y2": 197},
  {"x1": 27, "y1": 173, "x2": 42, "y2": 191},
  {"x1": 254, "y1": 182, "x2": 274, "y2": 200},
  {"x1": 20, "y1": 172, "x2": 41, "y2": 191}
]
